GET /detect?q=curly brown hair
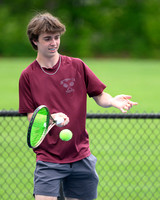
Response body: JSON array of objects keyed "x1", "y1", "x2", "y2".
[{"x1": 27, "y1": 12, "x2": 66, "y2": 50}]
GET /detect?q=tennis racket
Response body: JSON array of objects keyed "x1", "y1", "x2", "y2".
[{"x1": 27, "y1": 105, "x2": 64, "y2": 148}]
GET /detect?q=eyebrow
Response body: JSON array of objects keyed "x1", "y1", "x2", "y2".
[
  {"x1": 44, "y1": 33, "x2": 60, "y2": 37},
  {"x1": 43, "y1": 36, "x2": 52, "y2": 39}
]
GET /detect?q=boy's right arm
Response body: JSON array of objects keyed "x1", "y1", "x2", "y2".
[
  {"x1": 27, "y1": 113, "x2": 33, "y2": 122},
  {"x1": 27, "y1": 112, "x2": 69, "y2": 126}
]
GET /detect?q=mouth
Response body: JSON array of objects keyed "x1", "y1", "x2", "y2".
[{"x1": 48, "y1": 47, "x2": 57, "y2": 52}]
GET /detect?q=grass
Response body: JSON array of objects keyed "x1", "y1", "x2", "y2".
[
  {"x1": 0, "y1": 57, "x2": 160, "y2": 112},
  {"x1": 87, "y1": 118, "x2": 160, "y2": 200},
  {"x1": 1, "y1": 116, "x2": 160, "y2": 199},
  {"x1": 84, "y1": 58, "x2": 160, "y2": 113},
  {"x1": 0, "y1": 57, "x2": 160, "y2": 199}
]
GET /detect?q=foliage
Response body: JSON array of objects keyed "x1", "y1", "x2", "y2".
[{"x1": 0, "y1": 0, "x2": 160, "y2": 58}]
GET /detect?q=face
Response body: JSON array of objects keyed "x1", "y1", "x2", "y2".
[{"x1": 33, "y1": 32, "x2": 61, "y2": 57}]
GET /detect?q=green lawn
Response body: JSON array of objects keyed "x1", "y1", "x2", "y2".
[
  {"x1": 1, "y1": 116, "x2": 159, "y2": 199},
  {"x1": 87, "y1": 118, "x2": 160, "y2": 200},
  {"x1": 0, "y1": 57, "x2": 160, "y2": 199},
  {"x1": 0, "y1": 57, "x2": 160, "y2": 112}
]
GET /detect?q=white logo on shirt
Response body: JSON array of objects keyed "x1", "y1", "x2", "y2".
[{"x1": 60, "y1": 78, "x2": 75, "y2": 93}]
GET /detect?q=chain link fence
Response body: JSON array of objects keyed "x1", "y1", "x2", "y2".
[{"x1": 0, "y1": 111, "x2": 160, "y2": 200}]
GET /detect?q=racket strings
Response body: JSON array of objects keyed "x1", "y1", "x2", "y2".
[{"x1": 30, "y1": 113, "x2": 48, "y2": 147}]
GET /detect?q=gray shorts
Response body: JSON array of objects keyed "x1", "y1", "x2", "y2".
[{"x1": 33, "y1": 154, "x2": 99, "y2": 200}]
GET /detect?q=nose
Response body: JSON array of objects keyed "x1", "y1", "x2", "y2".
[{"x1": 50, "y1": 39, "x2": 56, "y2": 46}]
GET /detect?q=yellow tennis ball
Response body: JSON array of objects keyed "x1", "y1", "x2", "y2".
[{"x1": 59, "y1": 129, "x2": 73, "y2": 141}]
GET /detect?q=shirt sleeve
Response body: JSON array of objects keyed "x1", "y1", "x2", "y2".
[
  {"x1": 19, "y1": 70, "x2": 35, "y2": 114},
  {"x1": 82, "y1": 61, "x2": 106, "y2": 97}
]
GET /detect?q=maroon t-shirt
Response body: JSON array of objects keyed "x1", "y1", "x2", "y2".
[{"x1": 19, "y1": 55, "x2": 106, "y2": 163}]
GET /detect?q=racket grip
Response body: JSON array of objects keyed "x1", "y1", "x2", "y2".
[{"x1": 54, "y1": 116, "x2": 64, "y2": 127}]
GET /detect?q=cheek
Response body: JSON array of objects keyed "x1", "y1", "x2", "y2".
[
  {"x1": 40, "y1": 43, "x2": 48, "y2": 49},
  {"x1": 57, "y1": 40, "x2": 60, "y2": 46}
]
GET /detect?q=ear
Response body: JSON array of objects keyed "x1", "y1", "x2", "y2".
[{"x1": 32, "y1": 39, "x2": 37, "y2": 46}]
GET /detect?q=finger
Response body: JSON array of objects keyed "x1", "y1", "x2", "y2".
[
  {"x1": 120, "y1": 108, "x2": 127, "y2": 113},
  {"x1": 56, "y1": 112, "x2": 67, "y2": 118},
  {"x1": 52, "y1": 113, "x2": 70, "y2": 127},
  {"x1": 122, "y1": 95, "x2": 132, "y2": 100},
  {"x1": 54, "y1": 113, "x2": 68, "y2": 120},
  {"x1": 129, "y1": 101, "x2": 138, "y2": 105},
  {"x1": 56, "y1": 117, "x2": 69, "y2": 127},
  {"x1": 124, "y1": 104, "x2": 132, "y2": 110},
  {"x1": 63, "y1": 117, "x2": 70, "y2": 126},
  {"x1": 55, "y1": 117, "x2": 64, "y2": 126},
  {"x1": 58, "y1": 113, "x2": 69, "y2": 126}
]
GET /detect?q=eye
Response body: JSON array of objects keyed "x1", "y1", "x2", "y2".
[
  {"x1": 54, "y1": 35, "x2": 60, "y2": 40},
  {"x1": 44, "y1": 37, "x2": 51, "y2": 41}
]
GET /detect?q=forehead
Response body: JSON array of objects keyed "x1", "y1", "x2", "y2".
[{"x1": 39, "y1": 32, "x2": 60, "y2": 38}]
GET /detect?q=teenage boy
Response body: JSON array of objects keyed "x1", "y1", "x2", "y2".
[{"x1": 19, "y1": 12, "x2": 137, "y2": 200}]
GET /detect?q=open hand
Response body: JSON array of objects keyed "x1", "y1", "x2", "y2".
[{"x1": 112, "y1": 95, "x2": 138, "y2": 113}]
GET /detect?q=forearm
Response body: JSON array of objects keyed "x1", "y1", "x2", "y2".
[
  {"x1": 93, "y1": 92, "x2": 113, "y2": 108},
  {"x1": 93, "y1": 92, "x2": 138, "y2": 113},
  {"x1": 27, "y1": 113, "x2": 33, "y2": 122},
  {"x1": 27, "y1": 112, "x2": 69, "y2": 127}
]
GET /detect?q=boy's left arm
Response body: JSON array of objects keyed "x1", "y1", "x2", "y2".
[{"x1": 93, "y1": 92, "x2": 138, "y2": 113}]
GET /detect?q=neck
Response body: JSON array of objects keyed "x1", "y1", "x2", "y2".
[{"x1": 36, "y1": 53, "x2": 60, "y2": 69}]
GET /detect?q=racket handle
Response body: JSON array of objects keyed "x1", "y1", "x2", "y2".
[
  {"x1": 54, "y1": 116, "x2": 64, "y2": 127},
  {"x1": 47, "y1": 124, "x2": 55, "y2": 133},
  {"x1": 47, "y1": 116, "x2": 64, "y2": 133}
]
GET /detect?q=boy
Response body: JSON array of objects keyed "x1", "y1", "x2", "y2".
[{"x1": 19, "y1": 12, "x2": 137, "y2": 200}]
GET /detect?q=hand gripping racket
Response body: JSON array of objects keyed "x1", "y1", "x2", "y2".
[{"x1": 27, "y1": 105, "x2": 64, "y2": 148}]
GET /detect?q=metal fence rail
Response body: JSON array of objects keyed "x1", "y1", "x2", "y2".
[{"x1": 0, "y1": 111, "x2": 160, "y2": 200}]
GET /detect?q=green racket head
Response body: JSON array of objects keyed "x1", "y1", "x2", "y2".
[{"x1": 27, "y1": 105, "x2": 50, "y2": 148}]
